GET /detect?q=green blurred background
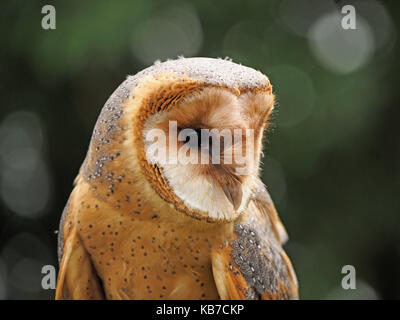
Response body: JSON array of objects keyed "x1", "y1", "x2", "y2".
[{"x1": 0, "y1": 0, "x2": 399, "y2": 299}]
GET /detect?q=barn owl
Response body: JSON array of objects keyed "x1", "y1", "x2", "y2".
[{"x1": 56, "y1": 57, "x2": 298, "y2": 300}]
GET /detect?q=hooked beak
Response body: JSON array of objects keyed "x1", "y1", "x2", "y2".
[{"x1": 214, "y1": 168, "x2": 243, "y2": 211}]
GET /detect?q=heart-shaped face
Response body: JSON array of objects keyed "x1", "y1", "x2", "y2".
[{"x1": 140, "y1": 84, "x2": 274, "y2": 222}]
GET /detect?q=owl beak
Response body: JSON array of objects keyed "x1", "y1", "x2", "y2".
[{"x1": 220, "y1": 181, "x2": 243, "y2": 211}]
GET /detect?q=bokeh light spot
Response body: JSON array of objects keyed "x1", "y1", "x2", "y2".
[
  {"x1": 279, "y1": 0, "x2": 337, "y2": 38},
  {"x1": 266, "y1": 65, "x2": 316, "y2": 127},
  {"x1": 0, "y1": 111, "x2": 51, "y2": 218},
  {"x1": 308, "y1": 12, "x2": 375, "y2": 74},
  {"x1": 131, "y1": 2, "x2": 203, "y2": 65}
]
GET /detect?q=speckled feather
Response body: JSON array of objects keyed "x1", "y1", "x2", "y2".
[{"x1": 56, "y1": 57, "x2": 298, "y2": 300}]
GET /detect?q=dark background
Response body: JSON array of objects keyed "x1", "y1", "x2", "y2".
[{"x1": 0, "y1": 0, "x2": 399, "y2": 299}]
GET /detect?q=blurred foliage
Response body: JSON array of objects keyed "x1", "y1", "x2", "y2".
[{"x1": 0, "y1": 0, "x2": 399, "y2": 299}]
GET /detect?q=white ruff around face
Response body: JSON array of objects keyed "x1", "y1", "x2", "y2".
[{"x1": 161, "y1": 163, "x2": 253, "y2": 220}]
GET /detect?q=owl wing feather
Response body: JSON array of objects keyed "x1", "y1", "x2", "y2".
[
  {"x1": 211, "y1": 184, "x2": 298, "y2": 300},
  {"x1": 56, "y1": 189, "x2": 105, "y2": 300}
]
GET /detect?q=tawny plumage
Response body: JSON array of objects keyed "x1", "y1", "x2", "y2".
[{"x1": 56, "y1": 57, "x2": 298, "y2": 300}]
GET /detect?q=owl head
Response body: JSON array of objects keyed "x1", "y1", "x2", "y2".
[{"x1": 83, "y1": 58, "x2": 274, "y2": 223}]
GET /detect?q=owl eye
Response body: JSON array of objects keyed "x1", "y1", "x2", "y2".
[
  {"x1": 179, "y1": 127, "x2": 216, "y2": 150},
  {"x1": 179, "y1": 128, "x2": 202, "y2": 150}
]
